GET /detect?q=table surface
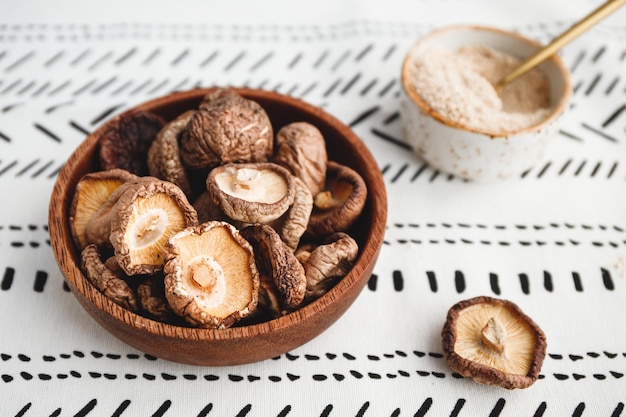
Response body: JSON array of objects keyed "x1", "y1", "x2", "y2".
[{"x1": 2, "y1": 0, "x2": 626, "y2": 415}]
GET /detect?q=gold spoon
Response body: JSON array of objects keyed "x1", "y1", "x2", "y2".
[{"x1": 495, "y1": 0, "x2": 626, "y2": 92}]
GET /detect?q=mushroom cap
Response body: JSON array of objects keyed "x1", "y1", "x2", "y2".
[
  {"x1": 206, "y1": 162, "x2": 295, "y2": 224},
  {"x1": 70, "y1": 169, "x2": 138, "y2": 249},
  {"x1": 147, "y1": 110, "x2": 195, "y2": 198},
  {"x1": 98, "y1": 110, "x2": 166, "y2": 176},
  {"x1": 179, "y1": 88, "x2": 273, "y2": 170},
  {"x1": 441, "y1": 296, "x2": 547, "y2": 389},
  {"x1": 164, "y1": 221, "x2": 259, "y2": 329},
  {"x1": 109, "y1": 178, "x2": 199, "y2": 276},
  {"x1": 240, "y1": 223, "x2": 307, "y2": 312},
  {"x1": 272, "y1": 121, "x2": 328, "y2": 196},
  {"x1": 306, "y1": 161, "x2": 367, "y2": 237},
  {"x1": 269, "y1": 176, "x2": 313, "y2": 250},
  {"x1": 302, "y1": 232, "x2": 359, "y2": 300},
  {"x1": 81, "y1": 244, "x2": 138, "y2": 312}
]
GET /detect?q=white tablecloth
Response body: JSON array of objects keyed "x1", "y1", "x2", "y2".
[{"x1": 2, "y1": 0, "x2": 626, "y2": 415}]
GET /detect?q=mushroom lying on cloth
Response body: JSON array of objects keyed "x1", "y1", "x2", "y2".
[
  {"x1": 441, "y1": 296, "x2": 547, "y2": 389},
  {"x1": 164, "y1": 221, "x2": 259, "y2": 329}
]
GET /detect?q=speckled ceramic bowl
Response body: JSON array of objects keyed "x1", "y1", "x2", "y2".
[
  {"x1": 400, "y1": 25, "x2": 572, "y2": 181},
  {"x1": 48, "y1": 87, "x2": 387, "y2": 366}
]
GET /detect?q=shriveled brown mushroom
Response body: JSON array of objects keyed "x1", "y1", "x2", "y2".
[
  {"x1": 300, "y1": 232, "x2": 359, "y2": 300},
  {"x1": 206, "y1": 162, "x2": 295, "y2": 224},
  {"x1": 180, "y1": 88, "x2": 273, "y2": 170},
  {"x1": 441, "y1": 296, "x2": 547, "y2": 389},
  {"x1": 137, "y1": 275, "x2": 177, "y2": 322},
  {"x1": 98, "y1": 110, "x2": 166, "y2": 176},
  {"x1": 85, "y1": 177, "x2": 198, "y2": 275},
  {"x1": 240, "y1": 224, "x2": 306, "y2": 316},
  {"x1": 306, "y1": 161, "x2": 367, "y2": 237},
  {"x1": 164, "y1": 221, "x2": 259, "y2": 329},
  {"x1": 272, "y1": 122, "x2": 327, "y2": 196},
  {"x1": 147, "y1": 110, "x2": 195, "y2": 197},
  {"x1": 81, "y1": 244, "x2": 138, "y2": 311},
  {"x1": 269, "y1": 176, "x2": 313, "y2": 250},
  {"x1": 70, "y1": 169, "x2": 138, "y2": 249}
]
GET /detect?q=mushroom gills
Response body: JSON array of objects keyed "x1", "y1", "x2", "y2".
[
  {"x1": 454, "y1": 304, "x2": 537, "y2": 376},
  {"x1": 214, "y1": 167, "x2": 288, "y2": 203},
  {"x1": 125, "y1": 194, "x2": 189, "y2": 265},
  {"x1": 175, "y1": 226, "x2": 256, "y2": 318}
]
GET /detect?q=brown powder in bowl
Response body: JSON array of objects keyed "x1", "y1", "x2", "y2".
[{"x1": 408, "y1": 45, "x2": 552, "y2": 135}]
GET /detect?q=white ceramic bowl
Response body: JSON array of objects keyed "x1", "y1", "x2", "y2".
[{"x1": 400, "y1": 25, "x2": 572, "y2": 181}]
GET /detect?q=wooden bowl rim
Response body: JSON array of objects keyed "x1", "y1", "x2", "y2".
[{"x1": 49, "y1": 87, "x2": 387, "y2": 345}]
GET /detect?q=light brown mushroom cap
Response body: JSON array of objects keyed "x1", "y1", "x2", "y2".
[
  {"x1": 109, "y1": 178, "x2": 199, "y2": 276},
  {"x1": 70, "y1": 169, "x2": 138, "y2": 249},
  {"x1": 307, "y1": 161, "x2": 367, "y2": 237},
  {"x1": 441, "y1": 296, "x2": 547, "y2": 389},
  {"x1": 272, "y1": 122, "x2": 327, "y2": 196},
  {"x1": 240, "y1": 223, "x2": 307, "y2": 313},
  {"x1": 180, "y1": 88, "x2": 273, "y2": 170},
  {"x1": 206, "y1": 162, "x2": 295, "y2": 224},
  {"x1": 164, "y1": 221, "x2": 259, "y2": 329},
  {"x1": 147, "y1": 110, "x2": 195, "y2": 198},
  {"x1": 81, "y1": 244, "x2": 138, "y2": 312},
  {"x1": 302, "y1": 232, "x2": 359, "y2": 300}
]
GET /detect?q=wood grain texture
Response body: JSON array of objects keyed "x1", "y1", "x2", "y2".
[{"x1": 48, "y1": 87, "x2": 387, "y2": 366}]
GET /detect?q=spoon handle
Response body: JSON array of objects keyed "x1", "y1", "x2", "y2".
[{"x1": 497, "y1": 0, "x2": 626, "y2": 89}]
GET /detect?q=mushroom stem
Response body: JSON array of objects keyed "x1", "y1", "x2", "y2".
[
  {"x1": 190, "y1": 257, "x2": 221, "y2": 290},
  {"x1": 481, "y1": 317, "x2": 506, "y2": 353},
  {"x1": 136, "y1": 214, "x2": 161, "y2": 240}
]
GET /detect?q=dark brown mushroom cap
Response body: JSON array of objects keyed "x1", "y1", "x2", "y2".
[
  {"x1": 441, "y1": 296, "x2": 547, "y2": 390},
  {"x1": 147, "y1": 110, "x2": 195, "y2": 198},
  {"x1": 163, "y1": 221, "x2": 259, "y2": 329},
  {"x1": 70, "y1": 168, "x2": 138, "y2": 249},
  {"x1": 240, "y1": 223, "x2": 307, "y2": 312},
  {"x1": 272, "y1": 122, "x2": 327, "y2": 196},
  {"x1": 137, "y1": 275, "x2": 177, "y2": 322},
  {"x1": 206, "y1": 162, "x2": 295, "y2": 224},
  {"x1": 302, "y1": 232, "x2": 359, "y2": 300},
  {"x1": 179, "y1": 88, "x2": 273, "y2": 170},
  {"x1": 108, "y1": 177, "x2": 199, "y2": 276},
  {"x1": 81, "y1": 244, "x2": 138, "y2": 312},
  {"x1": 98, "y1": 110, "x2": 166, "y2": 176},
  {"x1": 269, "y1": 176, "x2": 313, "y2": 250},
  {"x1": 306, "y1": 161, "x2": 367, "y2": 237}
]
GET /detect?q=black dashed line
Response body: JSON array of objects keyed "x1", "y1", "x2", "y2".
[
  {"x1": 378, "y1": 79, "x2": 395, "y2": 97},
  {"x1": 382, "y1": 44, "x2": 396, "y2": 61},
  {"x1": 0, "y1": 130, "x2": 11, "y2": 142},
  {"x1": 92, "y1": 76, "x2": 117, "y2": 94},
  {"x1": 341, "y1": 72, "x2": 361, "y2": 95},
  {"x1": 559, "y1": 130, "x2": 584, "y2": 142},
  {"x1": 371, "y1": 128, "x2": 411, "y2": 150},
  {"x1": 250, "y1": 51, "x2": 273, "y2": 71},
  {"x1": 584, "y1": 73, "x2": 602, "y2": 95},
  {"x1": 605, "y1": 76, "x2": 619, "y2": 95},
  {"x1": 360, "y1": 79, "x2": 377, "y2": 95},
  {"x1": 581, "y1": 122, "x2": 618, "y2": 143},
  {"x1": 70, "y1": 48, "x2": 91, "y2": 66},
  {"x1": 224, "y1": 51, "x2": 245, "y2": 71},
  {"x1": 331, "y1": 50, "x2": 350, "y2": 71},
  {"x1": 34, "y1": 123, "x2": 62, "y2": 142},
  {"x1": 4, "y1": 51, "x2": 34, "y2": 72},
  {"x1": 17, "y1": 80, "x2": 34, "y2": 95},
  {"x1": 114, "y1": 47, "x2": 136, "y2": 65},
  {"x1": 287, "y1": 52, "x2": 302, "y2": 69},
  {"x1": 88, "y1": 51, "x2": 112, "y2": 71},
  {"x1": 1, "y1": 79, "x2": 21, "y2": 94},
  {"x1": 572, "y1": 272, "x2": 583, "y2": 292},
  {"x1": 574, "y1": 160, "x2": 587, "y2": 176},
  {"x1": 390, "y1": 163, "x2": 408, "y2": 183},
  {"x1": 31, "y1": 81, "x2": 50, "y2": 97},
  {"x1": 602, "y1": 104, "x2": 626, "y2": 127},
  {"x1": 143, "y1": 48, "x2": 161, "y2": 65},
  {"x1": 129, "y1": 79, "x2": 152, "y2": 95},
  {"x1": 47, "y1": 80, "x2": 70, "y2": 96}
]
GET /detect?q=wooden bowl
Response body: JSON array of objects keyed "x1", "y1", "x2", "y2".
[{"x1": 48, "y1": 87, "x2": 387, "y2": 366}]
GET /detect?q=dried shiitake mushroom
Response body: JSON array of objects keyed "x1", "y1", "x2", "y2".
[
  {"x1": 269, "y1": 176, "x2": 313, "y2": 250},
  {"x1": 272, "y1": 122, "x2": 327, "y2": 196},
  {"x1": 85, "y1": 177, "x2": 198, "y2": 275},
  {"x1": 299, "y1": 232, "x2": 359, "y2": 300},
  {"x1": 240, "y1": 224, "x2": 306, "y2": 315},
  {"x1": 180, "y1": 88, "x2": 273, "y2": 170},
  {"x1": 137, "y1": 275, "x2": 177, "y2": 322},
  {"x1": 81, "y1": 244, "x2": 138, "y2": 312},
  {"x1": 307, "y1": 161, "x2": 367, "y2": 237},
  {"x1": 70, "y1": 169, "x2": 138, "y2": 249},
  {"x1": 441, "y1": 296, "x2": 547, "y2": 389},
  {"x1": 147, "y1": 110, "x2": 195, "y2": 197},
  {"x1": 206, "y1": 162, "x2": 295, "y2": 224},
  {"x1": 98, "y1": 110, "x2": 166, "y2": 176},
  {"x1": 164, "y1": 221, "x2": 259, "y2": 329}
]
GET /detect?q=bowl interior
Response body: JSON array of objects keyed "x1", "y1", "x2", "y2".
[
  {"x1": 48, "y1": 87, "x2": 387, "y2": 365},
  {"x1": 401, "y1": 25, "x2": 572, "y2": 135}
]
